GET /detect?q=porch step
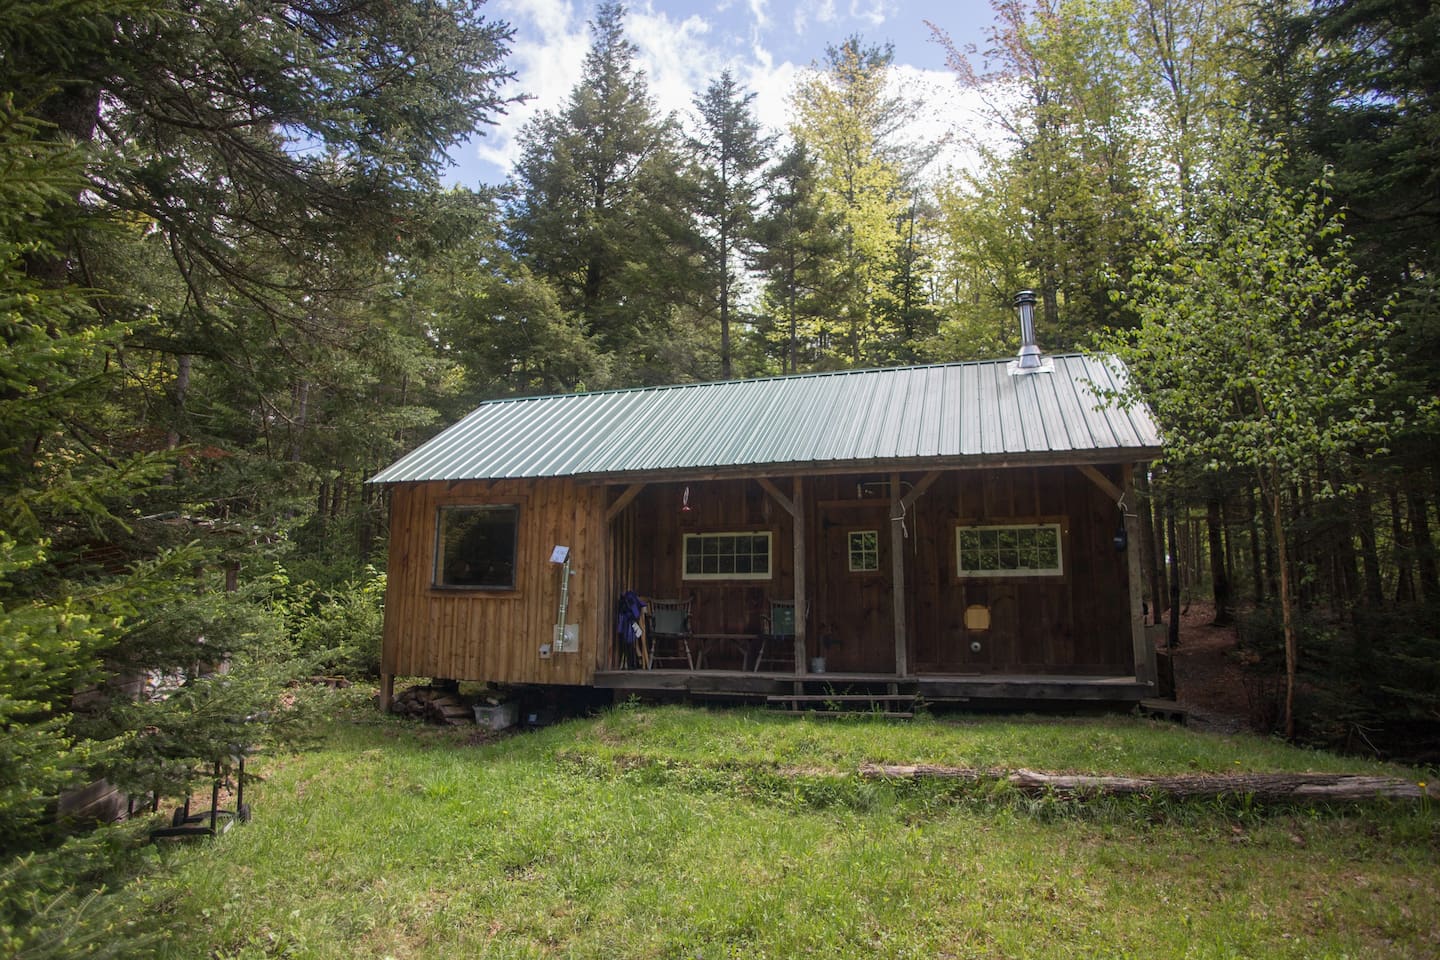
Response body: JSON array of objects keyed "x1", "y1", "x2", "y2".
[{"x1": 765, "y1": 693, "x2": 918, "y2": 718}]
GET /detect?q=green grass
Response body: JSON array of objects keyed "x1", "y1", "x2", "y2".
[{"x1": 125, "y1": 698, "x2": 1438, "y2": 959}]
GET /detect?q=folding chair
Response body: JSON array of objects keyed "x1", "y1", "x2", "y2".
[{"x1": 646, "y1": 597, "x2": 694, "y2": 669}]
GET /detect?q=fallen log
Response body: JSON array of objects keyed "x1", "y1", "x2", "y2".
[{"x1": 858, "y1": 764, "x2": 1436, "y2": 803}]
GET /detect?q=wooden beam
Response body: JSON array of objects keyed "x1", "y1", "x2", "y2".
[
  {"x1": 899, "y1": 470, "x2": 943, "y2": 510},
  {"x1": 756, "y1": 476, "x2": 798, "y2": 518},
  {"x1": 570, "y1": 449, "x2": 1165, "y2": 487},
  {"x1": 890, "y1": 472, "x2": 909, "y2": 678},
  {"x1": 792, "y1": 476, "x2": 807, "y2": 676},
  {"x1": 1123, "y1": 464, "x2": 1155, "y2": 687},
  {"x1": 1076, "y1": 464, "x2": 1124, "y2": 504},
  {"x1": 605, "y1": 482, "x2": 646, "y2": 523}
]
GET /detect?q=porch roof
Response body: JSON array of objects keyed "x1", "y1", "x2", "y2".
[{"x1": 369, "y1": 354, "x2": 1161, "y2": 484}]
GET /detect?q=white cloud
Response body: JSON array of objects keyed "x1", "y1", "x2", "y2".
[
  {"x1": 465, "y1": 0, "x2": 1002, "y2": 189},
  {"x1": 848, "y1": 0, "x2": 893, "y2": 28},
  {"x1": 747, "y1": 0, "x2": 771, "y2": 32},
  {"x1": 793, "y1": 0, "x2": 838, "y2": 34}
]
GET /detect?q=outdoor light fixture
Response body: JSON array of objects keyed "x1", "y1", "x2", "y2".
[
  {"x1": 1014, "y1": 289, "x2": 1043, "y2": 371},
  {"x1": 681, "y1": 485, "x2": 692, "y2": 513}
]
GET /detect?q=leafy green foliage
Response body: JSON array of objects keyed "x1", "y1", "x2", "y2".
[
  {"x1": 1103, "y1": 132, "x2": 1406, "y2": 736},
  {"x1": 291, "y1": 572, "x2": 387, "y2": 679},
  {"x1": 789, "y1": 38, "x2": 921, "y2": 366}
]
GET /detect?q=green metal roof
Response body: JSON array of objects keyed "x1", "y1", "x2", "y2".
[{"x1": 369, "y1": 354, "x2": 1161, "y2": 484}]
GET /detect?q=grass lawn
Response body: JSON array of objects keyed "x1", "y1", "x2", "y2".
[{"x1": 125, "y1": 697, "x2": 1438, "y2": 959}]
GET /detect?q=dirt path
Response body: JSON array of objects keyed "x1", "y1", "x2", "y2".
[{"x1": 1155, "y1": 601, "x2": 1255, "y2": 733}]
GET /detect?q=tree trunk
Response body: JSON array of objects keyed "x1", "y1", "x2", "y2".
[
  {"x1": 1391, "y1": 487, "x2": 1415, "y2": 603},
  {"x1": 289, "y1": 379, "x2": 310, "y2": 463},
  {"x1": 1267, "y1": 481, "x2": 1297, "y2": 740},
  {"x1": 1405, "y1": 483, "x2": 1439, "y2": 600},
  {"x1": 1355, "y1": 482, "x2": 1384, "y2": 607},
  {"x1": 166, "y1": 354, "x2": 192, "y2": 451},
  {"x1": 1207, "y1": 498, "x2": 1231, "y2": 625},
  {"x1": 719, "y1": 219, "x2": 732, "y2": 380},
  {"x1": 1245, "y1": 484, "x2": 1266, "y2": 603},
  {"x1": 1166, "y1": 506, "x2": 1181, "y2": 649},
  {"x1": 358, "y1": 480, "x2": 375, "y2": 564},
  {"x1": 1139, "y1": 472, "x2": 1163, "y2": 625}
]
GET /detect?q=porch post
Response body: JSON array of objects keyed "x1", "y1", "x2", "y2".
[
  {"x1": 792, "y1": 476, "x2": 807, "y2": 676},
  {"x1": 890, "y1": 472, "x2": 908, "y2": 678},
  {"x1": 1124, "y1": 464, "x2": 1155, "y2": 687}
]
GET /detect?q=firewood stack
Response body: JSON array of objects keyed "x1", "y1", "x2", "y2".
[{"x1": 389, "y1": 685, "x2": 472, "y2": 725}]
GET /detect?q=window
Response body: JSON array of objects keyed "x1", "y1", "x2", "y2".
[
  {"x1": 434, "y1": 505, "x2": 519, "y2": 589},
  {"x1": 956, "y1": 523, "x2": 1063, "y2": 578},
  {"x1": 848, "y1": 530, "x2": 880, "y2": 572},
  {"x1": 683, "y1": 531, "x2": 772, "y2": 580}
]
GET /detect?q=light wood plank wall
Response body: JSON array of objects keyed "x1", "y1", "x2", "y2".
[{"x1": 381, "y1": 479, "x2": 607, "y2": 686}]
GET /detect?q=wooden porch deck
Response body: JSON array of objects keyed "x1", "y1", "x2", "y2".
[{"x1": 592, "y1": 669, "x2": 1152, "y2": 703}]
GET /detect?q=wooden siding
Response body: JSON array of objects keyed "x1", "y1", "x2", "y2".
[
  {"x1": 382, "y1": 464, "x2": 1138, "y2": 687},
  {"x1": 907, "y1": 467, "x2": 1133, "y2": 675},
  {"x1": 619, "y1": 467, "x2": 1135, "y2": 677},
  {"x1": 625, "y1": 481, "x2": 796, "y2": 644},
  {"x1": 382, "y1": 479, "x2": 607, "y2": 685}
]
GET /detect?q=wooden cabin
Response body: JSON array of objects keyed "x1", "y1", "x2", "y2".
[{"x1": 370, "y1": 354, "x2": 1162, "y2": 708}]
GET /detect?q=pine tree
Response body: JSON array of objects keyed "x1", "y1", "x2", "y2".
[
  {"x1": 752, "y1": 144, "x2": 845, "y2": 373},
  {"x1": 689, "y1": 71, "x2": 771, "y2": 379},
  {"x1": 507, "y1": 2, "x2": 700, "y2": 384}
]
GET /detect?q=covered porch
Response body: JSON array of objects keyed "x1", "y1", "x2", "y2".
[{"x1": 600, "y1": 461, "x2": 1155, "y2": 702}]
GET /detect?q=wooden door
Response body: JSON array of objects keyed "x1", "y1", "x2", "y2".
[{"x1": 815, "y1": 505, "x2": 893, "y2": 673}]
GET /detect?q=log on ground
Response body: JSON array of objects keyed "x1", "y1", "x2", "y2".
[{"x1": 858, "y1": 764, "x2": 1436, "y2": 803}]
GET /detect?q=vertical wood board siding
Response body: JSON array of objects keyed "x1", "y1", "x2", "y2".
[{"x1": 381, "y1": 479, "x2": 606, "y2": 686}]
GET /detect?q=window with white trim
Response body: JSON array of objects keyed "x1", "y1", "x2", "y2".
[
  {"x1": 956, "y1": 523, "x2": 1063, "y2": 577},
  {"x1": 434, "y1": 505, "x2": 519, "y2": 589},
  {"x1": 848, "y1": 530, "x2": 880, "y2": 572},
  {"x1": 683, "y1": 531, "x2": 772, "y2": 580}
]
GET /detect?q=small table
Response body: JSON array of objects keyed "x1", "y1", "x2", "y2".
[{"x1": 688, "y1": 633, "x2": 765, "y2": 671}]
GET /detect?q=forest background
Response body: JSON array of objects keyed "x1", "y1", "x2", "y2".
[{"x1": 1, "y1": 0, "x2": 1437, "y2": 953}]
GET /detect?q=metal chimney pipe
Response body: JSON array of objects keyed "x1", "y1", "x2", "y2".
[{"x1": 1014, "y1": 290, "x2": 1042, "y2": 371}]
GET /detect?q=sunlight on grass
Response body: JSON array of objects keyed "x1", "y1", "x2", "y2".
[{"x1": 127, "y1": 701, "x2": 1438, "y2": 959}]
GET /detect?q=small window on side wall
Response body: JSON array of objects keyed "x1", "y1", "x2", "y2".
[
  {"x1": 435, "y1": 505, "x2": 519, "y2": 589},
  {"x1": 956, "y1": 522, "x2": 1063, "y2": 578},
  {"x1": 848, "y1": 529, "x2": 880, "y2": 572}
]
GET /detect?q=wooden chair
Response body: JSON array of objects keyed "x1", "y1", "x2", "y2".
[
  {"x1": 645, "y1": 597, "x2": 694, "y2": 669},
  {"x1": 754, "y1": 599, "x2": 798, "y2": 672}
]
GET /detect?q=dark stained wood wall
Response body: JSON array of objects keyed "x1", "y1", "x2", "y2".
[
  {"x1": 907, "y1": 466, "x2": 1133, "y2": 675},
  {"x1": 623, "y1": 466, "x2": 1134, "y2": 677},
  {"x1": 381, "y1": 478, "x2": 607, "y2": 685},
  {"x1": 626, "y1": 481, "x2": 795, "y2": 641}
]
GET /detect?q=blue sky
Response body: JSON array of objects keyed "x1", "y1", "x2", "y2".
[{"x1": 444, "y1": 0, "x2": 1001, "y2": 187}]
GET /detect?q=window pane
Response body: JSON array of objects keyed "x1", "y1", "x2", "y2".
[
  {"x1": 436, "y1": 506, "x2": 518, "y2": 589},
  {"x1": 956, "y1": 523, "x2": 1063, "y2": 578},
  {"x1": 682, "y1": 531, "x2": 772, "y2": 580}
]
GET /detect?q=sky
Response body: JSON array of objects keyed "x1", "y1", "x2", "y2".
[{"x1": 443, "y1": 0, "x2": 1003, "y2": 188}]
